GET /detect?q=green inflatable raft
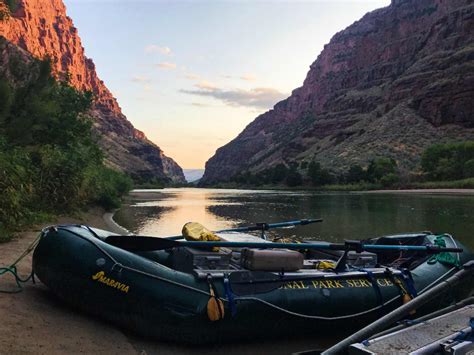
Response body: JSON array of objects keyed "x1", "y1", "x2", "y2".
[{"x1": 32, "y1": 224, "x2": 473, "y2": 344}]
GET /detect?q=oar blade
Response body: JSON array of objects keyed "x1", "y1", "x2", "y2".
[{"x1": 105, "y1": 235, "x2": 179, "y2": 251}]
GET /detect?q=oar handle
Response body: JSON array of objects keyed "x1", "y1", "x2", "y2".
[{"x1": 362, "y1": 244, "x2": 464, "y2": 253}]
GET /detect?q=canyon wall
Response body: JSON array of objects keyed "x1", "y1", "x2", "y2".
[
  {"x1": 202, "y1": 0, "x2": 474, "y2": 184},
  {"x1": 0, "y1": 0, "x2": 185, "y2": 182}
]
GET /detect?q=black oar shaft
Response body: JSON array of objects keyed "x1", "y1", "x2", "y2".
[{"x1": 105, "y1": 235, "x2": 463, "y2": 253}]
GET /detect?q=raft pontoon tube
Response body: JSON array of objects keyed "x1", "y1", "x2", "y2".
[{"x1": 32, "y1": 224, "x2": 473, "y2": 344}]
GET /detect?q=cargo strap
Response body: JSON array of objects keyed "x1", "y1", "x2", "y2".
[
  {"x1": 223, "y1": 274, "x2": 237, "y2": 317},
  {"x1": 0, "y1": 233, "x2": 41, "y2": 293},
  {"x1": 363, "y1": 269, "x2": 384, "y2": 309},
  {"x1": 401, "y1": 269, "x2": 417, "y2": 298},
  {"x1": 427, "y1": 235, "x2": 461, "y2": 268}
]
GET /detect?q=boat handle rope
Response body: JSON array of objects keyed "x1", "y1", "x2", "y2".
[
  {"x1": 0, "y1": 232, "x2": 41, "y2": 293},
  {"x1": 56, "y1": 227, "x2": 461, "y2": 321}
]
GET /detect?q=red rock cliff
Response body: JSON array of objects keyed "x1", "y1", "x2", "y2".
[
  {"x1": 202, "y1": 0, "x2": 474, "y2": 184},
  {"x1": 0, "y1": 0, "x2": 185, "y2": 183}
]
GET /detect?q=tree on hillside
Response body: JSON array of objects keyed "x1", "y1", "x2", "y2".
[
  {"x1": 346, "y1": 164, "x2": 366, "y2": 183},
  {"x1": 271, "y1": 163, "x2": 289, "y2": 184},
  {"x1": 307, "y1": 161, "x2": 333, "y2": 186},
  {"x1": 366, "y1": 157, "x2": 398, "y2": 183},
  {"x1": 421, "y1": 142, "x2": 474, "y2": 180}
]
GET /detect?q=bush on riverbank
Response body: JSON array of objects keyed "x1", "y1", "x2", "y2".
[
  {"x1": 0, "y1": 59, "x2": 132, "y2": 240},
  {"x1": 421, "y1": 141, "x2": 474, "y2": 181},
  {"x1": 229, "y1": 157, "x2": 400, "y2": 189}
]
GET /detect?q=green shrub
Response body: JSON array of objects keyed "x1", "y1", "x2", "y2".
[
  {"x1": 367, "y1": 157, "x2": 398, "y2": 182},
  {"x1": 0, "y1": 141, "x2": 33, "y2": 233},
  {"x1": 346, "y1": 164, "x2": 366, "y2": 183},
  {"x1": 84, "y1": 167, "x2": 133, "y2": 210},
  {"x1": 0, "y1": 59, "x2": 133, "y2": 238},
  {"x1": 380, "y1": 173, "x2": 399, "y2": 187},
  {"x1": 286, "y1": 169, "x2": 303, "y2": 187},
  {"x1": 307, "y1": 161, "x2": 333, "y2": 186},
  {"x1": 463, "y1": 159, "x2": 474, "y2": 178},
  {"x1": 421, "y1": 141, "x2": 474, "y2": 181},
  {"x1": 271, "y1": 163, "x2": 288, "y2": 184}
]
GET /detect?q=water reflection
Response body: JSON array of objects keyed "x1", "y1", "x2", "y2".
[{"x1": 114, "y1": 188, "x2": 474, "y2": 249}]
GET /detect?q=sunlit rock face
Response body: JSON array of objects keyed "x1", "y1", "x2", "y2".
[
  {"x1": 202, "y1": 0, "x2": 474, "y2": 184},
  {"x1": 0, "y1": 0, "x2": 185, "y2": 183}
]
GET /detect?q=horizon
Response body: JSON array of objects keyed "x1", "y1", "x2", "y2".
[{"x1": 64, "y1": 0, "x2": 390, "y2": 169}]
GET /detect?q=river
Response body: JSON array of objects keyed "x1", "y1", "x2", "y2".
[
  {"x1": 114, "y1": 188, "x2": 474, "y2": 250},
  {"x1": 113, "y1": 188, "x2": 473, "y2": 353}
]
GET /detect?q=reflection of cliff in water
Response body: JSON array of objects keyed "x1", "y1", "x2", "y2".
[
  {"x1": 114, "y1": 205, "x2": 174, "y2": 234},
  {"x1": 206, "y1": 192, "x2": 474, "y2": 246},
  {"x1": 114, "y1": 189, "x2": 474, "y2": 249},
  {"x1": 114, "y1": 189, "x2": 245, "y2": 236}
]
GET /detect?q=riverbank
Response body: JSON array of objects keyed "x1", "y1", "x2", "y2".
[
  {"x1": 357, "y1": 189, "x2": 474, "y2": 195},
  {"x1": 0, "y1": 208, "x2": 336, "y2": 354},
  {"x1": 206, "y1": 177, "x2": 474, "y2": 192}
]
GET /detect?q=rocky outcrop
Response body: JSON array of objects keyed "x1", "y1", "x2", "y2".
[
  {"x1": 0, "y1": 0, "x2": 185, "y2": 183},
  {"x1": 202, "y1": 0, "x2": 474, "y2": 184}
]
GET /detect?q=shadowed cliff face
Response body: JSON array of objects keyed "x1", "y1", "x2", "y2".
[
  {"x1": 202, "y1": 0, "x2": 474, "y2": 184},
  {"x1": 0, "y1": 0, "x2": 185, "y2": 183}
]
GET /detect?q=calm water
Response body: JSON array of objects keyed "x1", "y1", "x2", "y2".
[
  {"x1": 114, "y1": 188, "x2": 474, "y2": 250},
  {"x1": 114, "y1": 188, "x2": 474, "y2": 352}
]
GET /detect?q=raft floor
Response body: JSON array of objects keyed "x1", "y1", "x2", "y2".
[{"x1": 349, "y1": 304, "x2": 474, "y2": 354}]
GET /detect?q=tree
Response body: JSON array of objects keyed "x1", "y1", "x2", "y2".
[
  {"x1": 271, "y1": 164, "x2": 288, "y2": 184},
  {"x1": 286, "y1": 167, "x2": 303, "y2": 186},
  {"x1": 346, "y1": 164, "x2": 366, "y2": 183},
  {"x1": 464, "y1": 159, "x2": 474, "y2": 178},
  {"x1": 367, "y1": 157, "x2": 397, "y2": 183},
  {"x1": 421, "y1": 142, "x2": 474, "y2": 181},
  {"x1": 0, "y1": 58, "x2": 132, "y2": 235},
  {"x1": 307, "y1": 161, "x2": 333, "y2": 186}
]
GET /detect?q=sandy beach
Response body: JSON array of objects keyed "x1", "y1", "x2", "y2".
[{"x1": 0, "y1": 208, "x2": 336, "y2": 354}]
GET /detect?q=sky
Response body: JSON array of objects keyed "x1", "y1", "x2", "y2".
[{"x1": 64, "y1": 0, "x2": 390, "y2": 169}]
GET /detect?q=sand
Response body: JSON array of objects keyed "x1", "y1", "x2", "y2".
[{"x1": 0, "y1": 208, "x2": 335, "y2": 354}]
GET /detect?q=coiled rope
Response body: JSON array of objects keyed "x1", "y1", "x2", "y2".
[{"x1": 0, "y1": 233, "x2": 41, "y2": 293}]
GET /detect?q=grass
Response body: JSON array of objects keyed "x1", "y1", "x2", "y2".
[
  {"x1": 409, "y1": 178, "x2": 474, "y2": 189},
  {"x1": 318, "y1": 182, "x2": 382, "y2": 191},
  {"x1": 0, "y1": 211, "x2": 54, "y2": 243}
]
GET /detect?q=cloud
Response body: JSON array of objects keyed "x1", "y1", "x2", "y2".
[
  {"x1": 190, "y1": 102, "x2": 209, "y2": 107},
  {"x1": 131, "y1": 75, "x2": 151, "y2": 83},
  {"x1": 194, "y1": 80, "x2": 218, "y2": 91},
  {"x1": 181, "y1": 86, "x2": 287, "y2": 109},
  {"x1": 157, "y1": 62, "x2": 177, "y2": 70},
  {"x1": 145, "y1": 45, "x2": 172, "y2": 55},
  {"x1": 240, "y1": 74, "x2": 257, "y2": 81},
  {"x1": 185, "y1": 73, "x2": 200, "y2": 80}
]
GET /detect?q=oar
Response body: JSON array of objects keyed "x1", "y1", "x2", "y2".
[
  {"x1": 105, "y1": 235, "x2": 464, "y2": 253},
  {"x1": 165, "y1": 218, "x2": 323, "y2": 240}
]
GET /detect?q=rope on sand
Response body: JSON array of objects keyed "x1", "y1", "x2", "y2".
[{"x1": 0, "y1": 233, "x2": 41, "y2": 293}]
